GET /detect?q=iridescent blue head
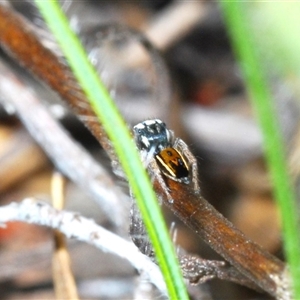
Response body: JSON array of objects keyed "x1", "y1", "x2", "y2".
[{"x1": 133, "y1": 119, "x2": 172, "y2": 155}]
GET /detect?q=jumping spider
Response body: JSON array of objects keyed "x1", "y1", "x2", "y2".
[
  {"x1": 130, "y1": 119, "x2": 200, "y2": 258},
  {"x1": 133, "y1": 119, "x2": 200, "y2": 203}
]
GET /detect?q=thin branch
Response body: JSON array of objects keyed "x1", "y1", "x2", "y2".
[
  {"x1": 0, "y1": 4, "x2": 117, "y2": 163},
  {"x1": 179, "y1": 254, "x2": 260, "y2": 291},
  {"x1": 0, "y1": 199, "x2": 167, "y2": 296},
  {"x1": 155, "y1": 177, "x2": 291, "y2": 300},
  {"x1": 51, "y1": 172, "x2": 79, "y2": 300},
  {"x1": 0, "y1": 58, "x2": 128, "y2": 228},
  {"x1": 130, "y1": 195, "x2": 261, "y2": 290}
]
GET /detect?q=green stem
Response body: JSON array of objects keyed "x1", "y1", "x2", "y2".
[
  {"x1": 220, "y1": 2, "x2": 300, "y2": 298},
  {"x1": 34, "y1": 1, "x2": 188, "y2": 299}
]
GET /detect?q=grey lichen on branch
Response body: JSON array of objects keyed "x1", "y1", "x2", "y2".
[{"x1": 0, "y1": 199, "x2": 167, "y2": 296}]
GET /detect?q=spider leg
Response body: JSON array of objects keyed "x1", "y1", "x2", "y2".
[
  {"x1": 147, "y1": 159, "x2": 174, "y2": 204},
  {"x1": 129, "y1": 157, "x2": 174, "y2": 259},
  {"x1": 129, "y1": 194, "x2": 155, "y2": 260},
  {"x1": 174, "y1": 138, "x2": 200, "y2": 194}
]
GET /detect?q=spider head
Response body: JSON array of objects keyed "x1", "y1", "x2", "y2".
[{"x1": 133, "y1": 119, "x2": 172, "y2": 155}]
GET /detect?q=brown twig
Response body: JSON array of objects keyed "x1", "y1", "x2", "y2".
[
  {"x1": 0, "y1": 4, "x2": 291, "y2": 299},
  {"x1": 0, "y1": 4, "x2": 116, "y2": 163},
  {"x1": 155, "y1": 177, "x2": 290, "y2": 299}
]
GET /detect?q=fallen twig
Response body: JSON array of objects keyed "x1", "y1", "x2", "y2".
[
  {"x1": 0, "y1": 4, "x2": 117, "y2": 163},
  {"x1": 155, "y1": 177, "x2": 291, "y2": 299},
  {"x1": 0, "y1": 199, "x2": 167, "y2": 296},
  {"x1": 0, "y1": 58, "x2": 128, "y2": 228}
]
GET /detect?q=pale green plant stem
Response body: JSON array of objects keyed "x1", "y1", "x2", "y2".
[{"x1": 220, "y1": 2, "x2": 300, "y2": 298}]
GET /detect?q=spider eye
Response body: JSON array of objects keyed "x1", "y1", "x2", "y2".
[{"x1": 155, "y1": 148, "x2": 189, "y2": 180}]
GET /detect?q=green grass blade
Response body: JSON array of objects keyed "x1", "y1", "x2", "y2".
[
  {"x1": 220, "y1": 2, "x2": 300, "y2": 298},
  {"x1": 246, "y1": 3, "x2": 300, "y2": 96},
  {"x1": 250, "y1": 3, "x2": 300, "y2": 80},
  {"x1": 34, "y1": 1, "x2": 188, "y2": 299}
]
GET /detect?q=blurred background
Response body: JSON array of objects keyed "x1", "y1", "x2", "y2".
[{"x1": 0, "y1": 0, "x2": 298, "y2": 299}]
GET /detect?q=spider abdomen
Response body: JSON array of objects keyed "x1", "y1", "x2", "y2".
[{"x1": 155, "y1": 147, "x2": 189, "y2": 181}]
